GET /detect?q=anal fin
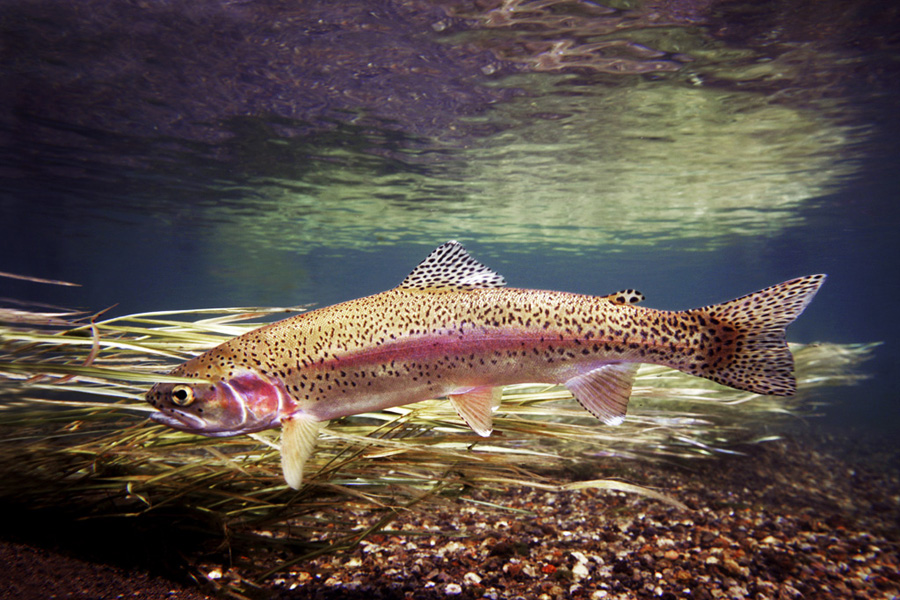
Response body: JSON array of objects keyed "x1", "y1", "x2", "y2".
[
  {"x1": 448, "y1": 386, "x2": 502, "y2": 437},
  {"x1": 565, "y1": 363, "x2": 639, "y2": 426},
  {"x1": 280, "y1": 414, "x2": 325, "y2": 490}
]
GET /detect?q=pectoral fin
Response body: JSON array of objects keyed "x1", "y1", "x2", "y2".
[
  {"x1": 448, "y1": 386, "x2": 502, "y2": 437},
  {"x1": 280, "y1": 414, "x2": 325, "y2": 490},
  {"x1": 565, "y1": 363, "x2": 639, "y2": 426}
]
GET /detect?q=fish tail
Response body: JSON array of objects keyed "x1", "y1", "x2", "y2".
[{"x1": 684, "y1": 274, "x2": 826, "y2": 396}]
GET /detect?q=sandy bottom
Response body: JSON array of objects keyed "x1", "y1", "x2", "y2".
[{"x1": 2, "y1": 433, "x2": 897, "y2": 600}]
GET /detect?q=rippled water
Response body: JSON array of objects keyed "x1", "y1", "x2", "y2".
[{"x1": 1, "y1": 0, "x2": 897, "y2": 437}]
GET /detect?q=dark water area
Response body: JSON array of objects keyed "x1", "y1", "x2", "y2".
[{"x1": 1, "y1": 0, "x2": 899, "y2": 445}]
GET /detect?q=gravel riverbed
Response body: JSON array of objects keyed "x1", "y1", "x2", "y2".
[{"x1": 2, "y1": 434, "x2": 898, "y2": 600}]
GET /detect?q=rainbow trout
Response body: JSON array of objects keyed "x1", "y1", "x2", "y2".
[{"x1": 147, "y1": 242, "x2": 825, "y2": 488}]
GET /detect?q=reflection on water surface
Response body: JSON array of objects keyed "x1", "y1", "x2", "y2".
[
  {"x1": 0, "y1": 0, "x2": 879, "y2": 253},
  {"x1": 205, "y1": 76, "x2": 861, "y2": 252}
]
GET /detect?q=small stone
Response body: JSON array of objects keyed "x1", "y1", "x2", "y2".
[
  {"x1": 722, "y1": 558, "x2": 746, "y2": 577},
  {"x1": 463, "y1": 572, "x2": 482, "y2": 586},
  {"x1": 572, "y1": 561, "x2": 590, "y2": 581},
  {"x1": 441, "y1": 541, "x2": 464, "y2": 555},
  {"x1": 571, "y1": 551, "x2": 589, "y2": 564},
  {"x1": 445, "y1": 582, "x2": 462, "y2": 595},
  {"x1": 664, "y1": 550, "x2": 679, "y2": 561}
]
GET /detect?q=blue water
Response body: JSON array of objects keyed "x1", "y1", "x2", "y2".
[{"x1": 1, "y1": 0, "x2": 898, "y2": 439}]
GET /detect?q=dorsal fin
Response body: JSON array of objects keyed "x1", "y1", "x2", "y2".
[
  {"x1": 399, "y1": 241, "x2": 507, "y2": 291},
  {"x1": 602, "y1": 289, "x2": 645, "y2": 305}
]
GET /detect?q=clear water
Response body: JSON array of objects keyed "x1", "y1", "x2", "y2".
[{"x1": 1, "y1": 0, "x2": 897, "y2": 439}]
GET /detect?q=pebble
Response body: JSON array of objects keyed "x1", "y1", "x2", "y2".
[
  {"x1": 224, "y1": 439, "x2": 900, "y2": 600},
  {"x1": 572, "y1": 561, "x2": 590, "y2": 581},
  {"x1": 444, "y1": 583, "x2": 462, "y2": 595}
]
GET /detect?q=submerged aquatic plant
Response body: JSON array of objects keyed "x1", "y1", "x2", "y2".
[{"x1": 0, "y1": 298, "x2": 876, "y2": 586}]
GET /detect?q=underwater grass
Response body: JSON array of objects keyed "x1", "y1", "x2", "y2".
[{"x1": 0, "y1": 300, "x2": 877, "y2": 588}]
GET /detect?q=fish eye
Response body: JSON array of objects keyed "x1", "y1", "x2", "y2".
[{"x1": 171, "y1": 385, "x2": 195, "y2": 406}]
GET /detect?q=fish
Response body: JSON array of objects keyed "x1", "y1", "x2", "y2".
[{"x1": 146, "y1": 241, "x2": 826, "y2": 489}]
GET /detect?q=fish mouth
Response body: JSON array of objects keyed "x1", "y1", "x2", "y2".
[
  {"x1": 149, "y1": 409, "x2": 204, "y2": 430},
  {"x1": 149, "y1": 410, "x2": 244, "y2": 437},
  {"x1": 149, "y1": 408, "x2": 275, "y2": 437}
]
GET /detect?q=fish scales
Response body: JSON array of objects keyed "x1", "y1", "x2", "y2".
[
  {"x1": 173, "y1": 288, "x2": 696, "y2": 416},
  {"x1": 147, "y1": 241, "x2": 826, "y2": 488}
]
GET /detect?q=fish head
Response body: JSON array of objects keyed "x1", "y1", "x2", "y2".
[{"x1": 146, "y1": 370, "x2": 295, "y2": 437}]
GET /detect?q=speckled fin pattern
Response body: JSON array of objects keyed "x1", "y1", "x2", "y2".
[
  {"x1": 565, "y1": 363, "x2": 641, "y2": 426},
  {"x1": 602, "y1": 289, "x2": 645, "y2": 305},
  {"x1": 689, "y1": 274, "x2": 827, "y2": 395},
  {"x1": 280, "y1": 414, "x2": 323, "y2": 490},
  {"x1": 448, "y1": 386, "x2": 503, "y2": 437},
  {"x1": 399, "y1": 240, "x2": 507, "y2": 291}
]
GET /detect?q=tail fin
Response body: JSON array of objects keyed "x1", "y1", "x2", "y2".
[{"x1": 687, "y1": 274, "x2": 826, "y2": 396}]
